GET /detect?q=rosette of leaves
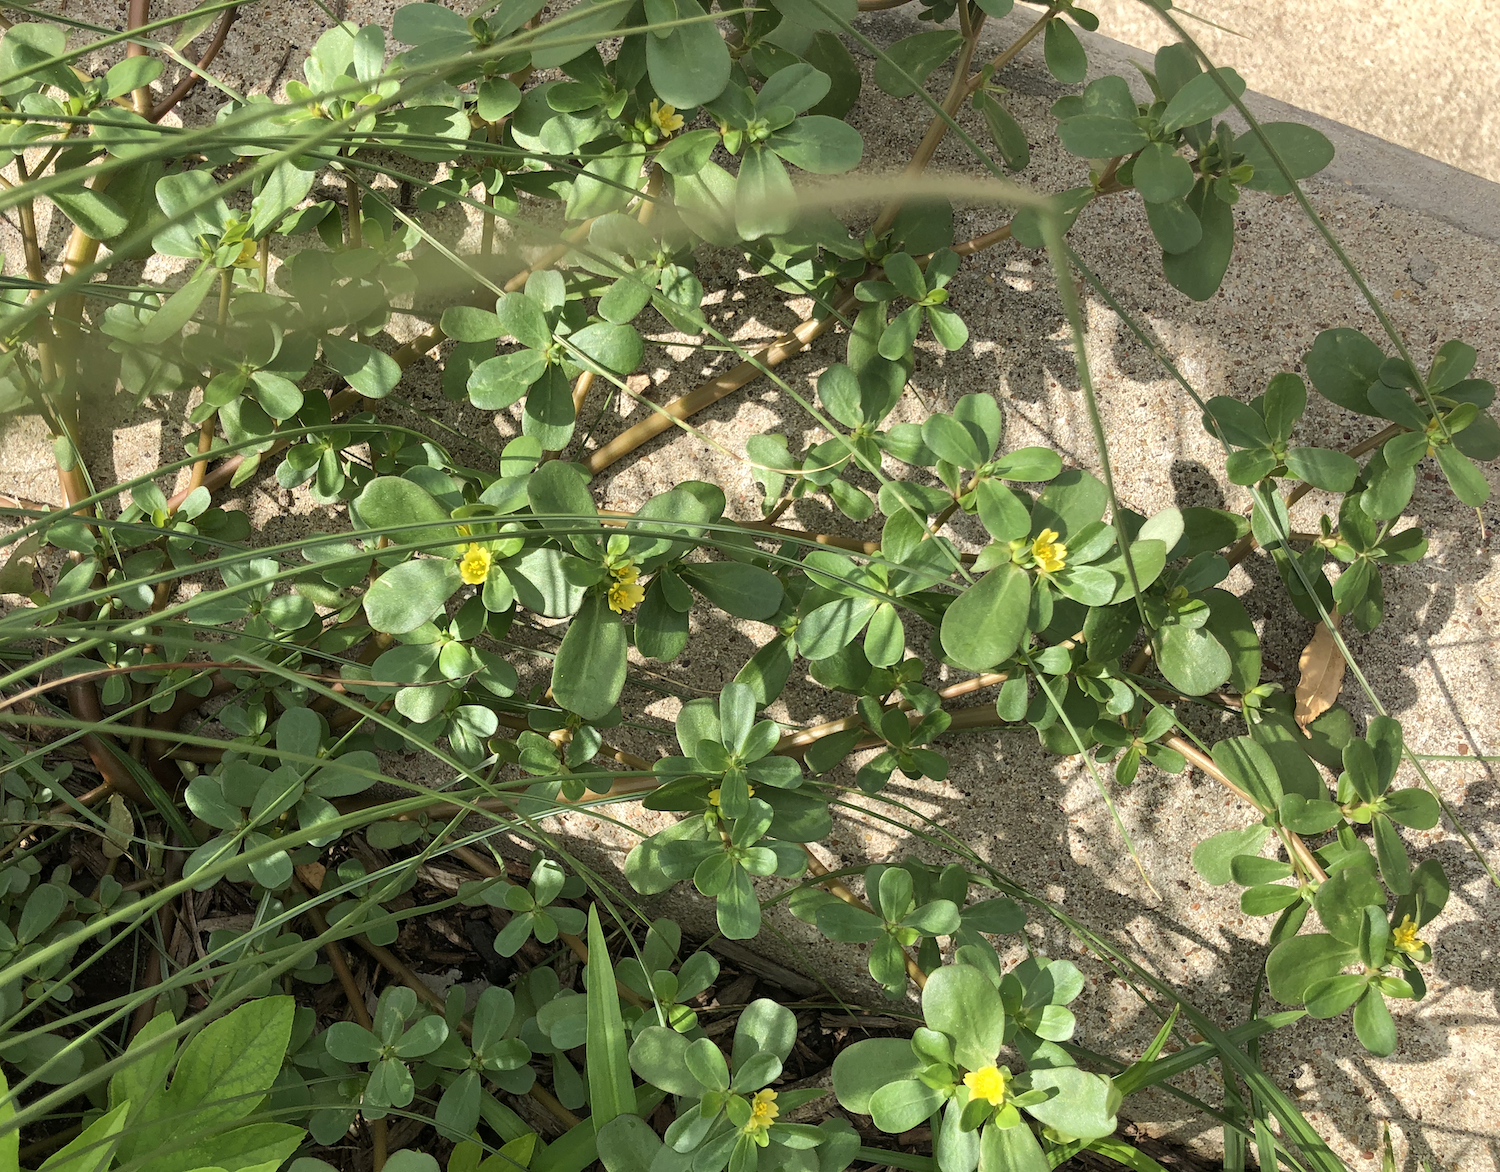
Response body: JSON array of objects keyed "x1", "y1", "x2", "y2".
[
  {"x1": 804, "y1": 689, "x2": 951, "y2": 795},
  {"x1": 213, "y1": 919, "x2": 333, "y2": 998},
  {"x1": 509, "y1": 725, "x2": 614, "y2": 800},
  {"x1": 855, "y1": 249, "x2": 968, "y2": 359},
  {"x1": 458, "y1": 854, "x2": 588, "y2": 958},
  {"x1": 940, "y1": 462, "x2": 1169, "y2": 674},
  {"x1": 626, "y1": 483, "x2": 786, "y2": 666},
  {"x1": 175, "y1": 554, "x2": 316, "y2": 644},
  {"x1": 1330, "y1": 719, "x2": 1441, "y2": 893},
  {"x1": 281, "y1": 19, "x2": 472, "y2": 163},
  {"x1": 811, "y1": 863, "x2": 961, "y2": 998},
  {"x1": 423, "y1": 986, "x2": 535, "y2": 1140},
  {"x1": 1305, "y1": 330, "x2": 1498, "y2": 514},
  {"x1": 1201, "y1": 373, "x2": 1360, "y2": 493},
  {"x1": 621, "y1": 998, "x2": 849, "y2": 1172},
  {"x1": 1188, "y1": 717, "x2": 1449, "y2": 1054},
  {"x1": 514, "y1": 964, "x2": 589, "y2": 1109},
  {"x1": 1052, "y1": 49, "x2": 1333, "y2": 299},
  {"x1": 1315, "y1": 488, "x2": 1427, "y2": 633},
  {"x1": 745, "y1": 358, "x2": 907, "y2": 523},
  {"x1": 359, "y1": 597, "x2": 518, "y2": 765},
  {"x1": 1266, "y1": 854, "x2": 1448, "y2": 1057},
  {"x1": 1089, "y1": 700, "x2": 1187, "y2": 786},
  {"x1": 1115, "y1": 508, "x2": 1259, "y2": 698},
  {"x1": 354, "y1": 454, "x2": 537, "y2": 618},
  {"x1": 833, "y1": 963, "x2": 1119, "y2": 1172},
  {"x1": 391, "y1": 1, "x2": 533, "y2": 109},
  {"x1": 794, "y1": 529, "x2": 957, "y2": 671},
  {"x1": 691, "y1": 63, "x2": 864, "y2": 239},
  {"x1": 325, "y1": 986, "x2": 450, "y2": 1120},
  {"x1": 574, "y1": 212, "x2": 708, "y2": 337},
  {"x1": 614, "y1": 918, "x2": 721, "y2": 1035},
  {"x1": 440, "y1": 269, "x2": 644, "y2": 449},
  {"x1": 182, "y1": 731, "x2": 376, "y2": 892},
  {"x1": 626, "y1": 684, "x2": 824, "y2": 938}
]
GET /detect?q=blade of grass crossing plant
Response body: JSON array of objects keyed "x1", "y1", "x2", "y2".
[
  {"x1": 1112, "y1": 1005, "x2": 1180, "y2": 1094},
  {"x1": 856, "y1": 1149, "x2": 935, "y2": 1172},
  {"x1": 1255, "y1": 1109, "x2": 1279, "y2": 1172},
  {"x1": 1044, "y1": 216, "x2": 1149, "y2": 631},
  {"x1": 1086, "y1": 1138, "x2": 1171, "y2": 1172},
  {"x1": 586, "y1": 905, "x2": 636, "y2": 1124},
  {"x1": 1, "y1": 1068, "x2": 16, "y2": 1168},
  {"x1": 1023, "y1": 654, "x2": 1156, "y2": 896}
]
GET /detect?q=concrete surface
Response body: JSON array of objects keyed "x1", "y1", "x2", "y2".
[
  {"x1": 2, "y1": 3, "x2": 1499, "y2": 1170},
  {"x1": 1084, "y1": 0, "x2": 1500, "y2": 186}
]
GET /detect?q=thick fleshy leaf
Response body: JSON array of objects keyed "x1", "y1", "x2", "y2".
[
  {"x1": 873, "y1": 30, "x2": 962, "y2": 98},
  {"x1": 921, "y1": 963, "x2": 1004, "y2": 1071},
  {"x1": 1305, "y1": 328, "x2": 1384, "y2": 416},
  {"x1": 364, "y1": 558, "x2": 461, "y2": 634},
  {"x1": 1022, "y1": 1066, "x2": 1119, "y2": 1139},
  {"x1": 1160, "y1": 67, "x2": 1246, "y2": 133},
  {"x1": 646, "y1": 12, "x2": 730, "y2": 108},
  {"x1": 323, "y1": 337, "x2": 402, "y2": 398},
  {"x1": 356, "y1": 476, "x2": 461, "y2": 553},
  {"x1": 1057, "y1": 115, "x2": 1149, "y2": 159},
  {"x1": 940, "y1": 564, "x2": 1029, "y2": 671},
  {"x1": 768, "y1": 115, "x2": 863, "y2": 174},
  {"x1": 832, "y1": 1038, "x2": 924, "y2": 1114},
  {"x1": 1237, "y1": 123, "x2": 1336, "y2": 196},
  {"x1": 736, "y1": 144, "x2": 796, "y2": 239},
  {"x1": 552, "y1": 594, "x2": 626, "y2": 720},
  {"x1": 1133, "y1": 142, "x2": 1195, "y2": 203},
  {"x1": 1162, "y1": 185, "x2": 1235, "y2": 301}
]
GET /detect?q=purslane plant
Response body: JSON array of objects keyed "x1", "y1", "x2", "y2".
[{"x1": 0, "y1": 0, "x2": 1494, "y2": 1168}]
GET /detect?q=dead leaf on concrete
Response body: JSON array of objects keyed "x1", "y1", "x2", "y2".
[{"x1": 1296, "y1": 616, "x2": 1346, "y2": 729}]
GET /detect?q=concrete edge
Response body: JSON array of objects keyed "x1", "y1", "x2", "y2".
[{"x1": 864, "y1": 7, "x2": 1500, "y2": 243}]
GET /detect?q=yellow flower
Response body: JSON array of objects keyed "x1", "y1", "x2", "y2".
[
  {"x1": 964, "y1": 1065, "x2": 1009, "y2": 1107},
  {"x1": 612, "y1": 563, "x2": 640, "y2": 586},
  {"x1": 1392, "y1": 914, "x2": 1426, "y2": 956},
  {"x1": 607, "y1": 577, "x2": 645, "y2": 613},
  {"x1": 650, "y1": 99, "x2": 684, "y2": 137},
  {"x1": 744, "y1": 1088, "x2": 779, "y2": 1135},
  {"x1": 707, "y1": 784, "x2": 753, "y2": 807},
  {"x1": 1030, "y1": 528, "x2": 1067, "y2": 573},
  {"x1": 459, "y1": 543, "x2": 492, "y2": 585}
]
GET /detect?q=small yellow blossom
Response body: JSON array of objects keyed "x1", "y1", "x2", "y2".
[
  {"x1": 744, "y1": 1088, "x2": 779, "y2": 1135},
  {"x1": 1030, "y1": 528, "x2": 1067, "y2": 573},
  {"x1": 459, "y1": 542, "x2": 492, "y2": 585},
  {"x1": 963, "y1": 1065, "x2": 1009, "y2": 1107},
  {"x1": 612, "y1": 563, "x2": 640, "y2": 586},
  {"x1": 1392, "y1": 914, "x2": 1426, "y2": 956},
  {"x1": 235, "y1": 237, "x2": 259, "y2": 267},
  {"x1": 707, "y1": 785, "x2": 753, "y2": 807},
  {"x1": 607, "y1": 577, "x2": 645, "y2": 613},
  {"x1": 650, "y1": 99, "x2": 684, "y2": 137}
]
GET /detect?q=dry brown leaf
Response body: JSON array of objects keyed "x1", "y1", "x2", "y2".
[{"x1": 1296, "y1": 616, "x2": 1346, "y2": 729}]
